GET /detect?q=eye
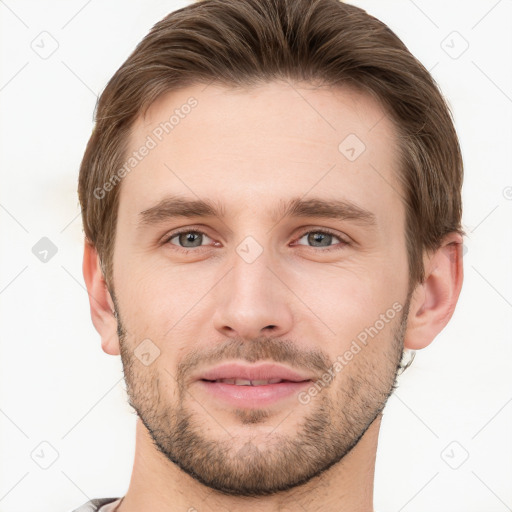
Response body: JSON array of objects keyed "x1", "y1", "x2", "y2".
[
  {"x1": 165, "y1": 229, "x2": 216, "y2": 251},
  {"x1": 293, "y1": 229, "x2": 349, "y2": 251}
]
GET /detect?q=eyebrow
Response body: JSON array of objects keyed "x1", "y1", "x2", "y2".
[{"x1": 138, "y1": 195, "x2": 377, "y2": 228}]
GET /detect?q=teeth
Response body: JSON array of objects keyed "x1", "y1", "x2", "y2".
[
  {"x1": 251, "y1": 379, "x2": 271, "y2": 386},
  {"x1": 214, "y1": 378, "x2": 284, "y2": 385}
]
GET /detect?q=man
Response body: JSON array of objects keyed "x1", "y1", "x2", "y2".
[{"x1": 75, "y1": 0, "x2": 464, "y2": 510}]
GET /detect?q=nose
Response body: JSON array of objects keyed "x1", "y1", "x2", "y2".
[{"x1": 212, "y1": 247, "x2": 293, "y2": 341}]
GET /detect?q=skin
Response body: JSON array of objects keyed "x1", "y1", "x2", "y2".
[{"x1": 83, "y1": 81, "x2": 463, "y2": 512}]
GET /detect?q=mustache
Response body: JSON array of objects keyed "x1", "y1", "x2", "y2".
[
  {"x1": 113, "y1": 293, "x2": 332, "y2": 384},
  {"x1": 175, "y1": 336, "x2": 332, "y2": 384}
]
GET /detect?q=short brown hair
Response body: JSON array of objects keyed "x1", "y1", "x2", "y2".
[{"x1": 78, "y1": 0, "x2": 464, "y2": 289}]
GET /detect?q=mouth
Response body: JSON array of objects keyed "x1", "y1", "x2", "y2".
[
  {"x1": 194, "y1": 363, "x2": 314, "y2": 407},
  {"x1": 196, "y1": 361, "x2": 314, "y2": 383},
  {"x1": 201, "y1": 378, "x2": 306, "y2": 386}
]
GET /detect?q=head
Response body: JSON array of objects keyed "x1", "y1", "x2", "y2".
[{"x1": 81, "y1": 0, "x2": 464, "y2": 498}]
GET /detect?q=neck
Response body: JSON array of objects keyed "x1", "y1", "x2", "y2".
[{"x1": 118, "y1": 415, "x2": 381, "y2": 512}]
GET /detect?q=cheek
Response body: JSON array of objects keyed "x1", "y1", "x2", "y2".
[
  {"x1": 114, "y1": 262, "x2": 217, "y2": 365},
  {"x1": 287, "y1": 258, "x2": 404, "y2": 335}
]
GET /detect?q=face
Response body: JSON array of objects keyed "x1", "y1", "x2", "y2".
[{"x1": 111, "y1": 81, "x2": 412, "y2": 496}]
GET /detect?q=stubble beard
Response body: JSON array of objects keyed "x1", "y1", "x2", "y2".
[{"x1": 116, "y1": 297, "x2": 410, "y2": 497}]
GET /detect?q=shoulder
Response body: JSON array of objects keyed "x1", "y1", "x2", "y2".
[{"x1": 70, "y1": 497, "x2": 121, "y2": 512}]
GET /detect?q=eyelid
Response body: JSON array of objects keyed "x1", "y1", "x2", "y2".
[
  {"x1": 293, "y1": 226, "x2": 350, "y2": 244},
  {"x1": 292, "y1": 227, "x2": 350, "y2": 251},
  {"x1": 163, "y1": 226, "x2": 216, "y2": 248}
]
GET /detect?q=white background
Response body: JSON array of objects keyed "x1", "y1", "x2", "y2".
[{"x1": 0, "y1": 1, "x2": 511, "y2": 511}]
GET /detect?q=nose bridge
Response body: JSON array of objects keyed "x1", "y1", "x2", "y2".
[
  {"x1": 231, "y1": 236, "x2": 273, "y2": 301},
  {"x1": 212, "y1": 234, "x2": 293, "y2": 340}
]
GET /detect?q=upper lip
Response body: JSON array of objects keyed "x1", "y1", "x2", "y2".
[{"x1": 196, "y1": 363, "x2": 314, "y2": 382}]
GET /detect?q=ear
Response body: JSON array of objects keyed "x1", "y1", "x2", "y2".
[
  {"x1": 82, "y1": 241, "x2": 120, "y2": 355},
  {"x1": 403, "y1": 232, "x2": 464, "y2": 350}
]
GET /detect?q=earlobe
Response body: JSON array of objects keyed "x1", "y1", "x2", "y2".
[
  {"x1": 82, "y1": 242, "x2": 120, "y2": 355},
  {"x1": 403, "y1": 233, "x2": 464, "y2": 350}
]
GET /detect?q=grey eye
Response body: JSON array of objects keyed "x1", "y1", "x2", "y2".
[
  {"x1": 297, "y1": 231, "x2": 341, "y2": 248},
  {"x1": 169, "y1": 231, "x2": 212, "y2": 248}
]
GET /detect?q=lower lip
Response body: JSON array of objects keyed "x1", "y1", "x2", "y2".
[{"x1": 196, "y1": 380, "x2": 312, "y2": 407}]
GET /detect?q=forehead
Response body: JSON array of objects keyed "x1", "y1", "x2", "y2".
[{"x1": 120, "y1": 81, "x2": 403, "y2": 226}]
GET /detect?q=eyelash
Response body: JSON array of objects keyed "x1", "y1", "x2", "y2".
[{"x1": 163, "y1": 227, "x2": 349, "y2": 254}]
